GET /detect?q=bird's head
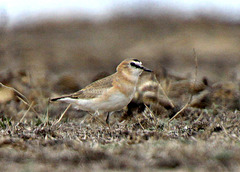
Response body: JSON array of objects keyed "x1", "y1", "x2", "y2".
[{"x1": 117, "y1": 59, "x2": 152, "y2": 76}]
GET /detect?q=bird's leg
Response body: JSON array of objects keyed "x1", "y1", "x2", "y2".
[
  {"x1": 106, "y1": 111, "x2": 114, "y2": 126},
  {"x1": 106, "y1": 112, "x2": 110, "y2": 126},
  {"x1": 106, "y1": 112, "x2": 115, "y2": 136}
]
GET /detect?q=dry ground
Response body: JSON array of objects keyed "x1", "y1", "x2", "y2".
[{"x1": 0, "y1": 14, "x2": 240, "y2": 171}]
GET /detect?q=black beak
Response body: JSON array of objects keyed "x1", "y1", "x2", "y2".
[{"x1": 142, "y1": 66, "x2": 152, "y2": 72}]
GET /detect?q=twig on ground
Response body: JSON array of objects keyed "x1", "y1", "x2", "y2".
[
  {"x1": 153, "y1": 74, "x2": 175, "y2": 108},
  {"x1": 193, "y1": 48, "x2": 198, "y2": 86},
  {"x1": 87, "y1": 112, "x2": 108, "y2": 126},
  {"x1": 0, "y1": 82, "x2": 30, "y2": 104},
  {"x1": 143, "y1": 104, "x2": 157, "y2": 126},
  {"x1": 168, "y1": 95, "x2": 193, "y2": 124},
  {"x1": 0, "y1": 82, "x2": 44, "y2": 123},
  {"x1": 220, "y1": 122, "x2": 240, "y2": 142},
  {"x1": 168, "y1": 48, "x2": 198, "y2": 124},
  {"x1": 53, "y1": 104, "x2": 72, "y2": 125},
  {"x1": 19, "y1": 101, "x2": 34, "y2": 123},
  {"x1": 138, "y1": 118, "x2": 145, "y2": 130},
  {"x1": 44, "y1": 99, "x2": 50, "y2": 126},
  {"x1": 17, "y1": 96, "x2": 44, "y2": 123}
]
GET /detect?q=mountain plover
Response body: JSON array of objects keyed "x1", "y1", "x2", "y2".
[{"x1": 51, "y1": 59, "x2": 152, "y2": 124}]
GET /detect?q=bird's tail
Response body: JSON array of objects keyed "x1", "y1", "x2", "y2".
[{"x1": 50, "y1": 96, "x2": 69, "y2": 102}]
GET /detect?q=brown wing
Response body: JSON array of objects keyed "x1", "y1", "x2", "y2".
[{"x1": 68, "y1": 73, "x2": 115, "y2": 99}]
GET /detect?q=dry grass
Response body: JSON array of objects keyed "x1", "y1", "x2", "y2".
[{"x1": 0, "y1": 14, "x2": 240, "y2": 171}]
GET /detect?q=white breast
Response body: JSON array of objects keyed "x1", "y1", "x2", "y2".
[{"x1": 94, "y1": 91, "x2": 132, "y2": 112}]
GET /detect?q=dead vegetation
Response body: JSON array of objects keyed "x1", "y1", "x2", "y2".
[{"x1": 0, "y1": 14, "x2": 240, "y2": 171}]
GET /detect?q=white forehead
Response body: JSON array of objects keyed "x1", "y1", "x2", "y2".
[
  {"x1": 132, "y1": 60, "x2": 142, "y2": 65},
  {"x1": 135, "y1": 61, "x2": 142, "y2": 65}
]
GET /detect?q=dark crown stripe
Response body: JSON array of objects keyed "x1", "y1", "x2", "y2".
[{"x1": 133, "y1": 59, "x2": 140, "y2": 62}]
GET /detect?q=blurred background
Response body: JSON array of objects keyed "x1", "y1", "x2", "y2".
[{"x1": 1, "y1": 0, "x2": 240, "y2": 89}]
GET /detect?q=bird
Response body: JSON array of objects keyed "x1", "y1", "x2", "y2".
[{"x1": 50, "y1": 58, "x2": 152, "y2": 125}]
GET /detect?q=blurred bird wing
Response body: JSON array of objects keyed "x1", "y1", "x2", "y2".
[{"x1": 69, "y1": 74, "x2": 115, "y2": 99}]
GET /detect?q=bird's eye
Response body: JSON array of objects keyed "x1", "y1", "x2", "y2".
[
  {"x1": 130, "y1": 62, "x2": 142, "y2": 69},
  {"x1": 130, "y1": 62, "x2": 137, "y2": 67}
]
